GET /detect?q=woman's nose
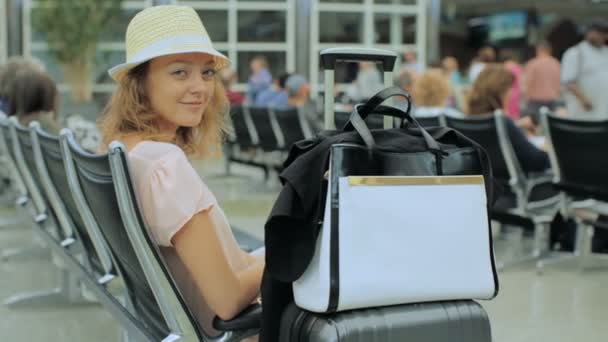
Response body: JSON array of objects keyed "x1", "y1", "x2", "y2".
[{"x1": 188, "y1": 75, "x2": 208, "y2": 94}]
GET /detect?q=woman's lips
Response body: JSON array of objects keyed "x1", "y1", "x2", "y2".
[{"x1": 180, "y1": 102, "x2": 204, "y2": 109}]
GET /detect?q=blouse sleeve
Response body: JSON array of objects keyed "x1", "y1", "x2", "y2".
[{"x1": 136, "y1": 151, "x2": 217, "y2": 247}]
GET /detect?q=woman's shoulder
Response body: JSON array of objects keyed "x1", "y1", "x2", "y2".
[
  {"x1": 129, "y1": 140, "x2": 191, "y2": 173},
  {"x1": 130, "y1": 140, "x2": 186, "y2": 160}
]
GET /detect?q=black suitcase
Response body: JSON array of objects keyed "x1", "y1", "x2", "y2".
[{"x1": 279, "y1": 300, "x2": 492, "y2": 342}]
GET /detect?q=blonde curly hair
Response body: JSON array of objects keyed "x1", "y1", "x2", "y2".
[
  {"x1": 98, "y1": 61, "x2": 229, "y2": 158},
  {"x1": 412, "y1": 69, "x2": 452, "y2": 107}
]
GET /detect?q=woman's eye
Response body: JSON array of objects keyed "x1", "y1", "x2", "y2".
[
  {"x1": 172, "y1": 70, "x2": 187, "y2": 77},
  {"x1": 202, "y1": 69, "x2": 217, "y2": 79}
]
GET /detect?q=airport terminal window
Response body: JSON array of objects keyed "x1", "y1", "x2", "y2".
[
  {"x1": 24, "y1": 0, "x2": 153, "y2": 119},
  {"x1": 401, "y1": 15, "x2": 416, "y2": 44},
  {"x1": 375, "y1": 0, "x2": 416, "y2": 4},
  {"x1": 0, "y1": 0, "x2": 6, "y2": 63},
  {"x1": 310, "y1": 0, "x2": 424, "y2": 97},
  {"x1": 319, "y1": 12, "x2": 364, "y2": 43},
  {"x1": 320, "y1": 0, "x2": 364, "y2": 3},
  {"x1": 99, "y1": 9, "x2": 141, "y2": 42},
  {"x1": 25, "y1": 0, "x2": 295, "y2": 98},
  {"x1": 176, "y1": 0, "x2": 295, "y2": 92},
  {"x1": 237, "y1": 10, "x2": 286, "y2": 42},
  {"x1": 196, "y1": 9, "x2": 229, "y2": 42},
  {"x1": 373, "y1": 13, "x2": 416, "y2": 44}
]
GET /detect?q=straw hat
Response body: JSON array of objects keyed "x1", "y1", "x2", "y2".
[{"x1": 108, "y1": 5, "x2": 229, "y2": 81}]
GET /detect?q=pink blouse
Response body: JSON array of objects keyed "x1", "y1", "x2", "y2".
[{"x1": 128, "y1": 141, "x2": 243, "y2": 334}]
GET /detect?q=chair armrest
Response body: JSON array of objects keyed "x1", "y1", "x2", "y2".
[{"x1": 213, "y1": 303, "x2": 262, "y2": 331}]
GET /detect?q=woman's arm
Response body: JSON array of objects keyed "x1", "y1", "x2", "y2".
[
  {"x1": 172, "y1": 211, "x2": 264, "y2": 321},
  {"x1": 506, "y1": 118, "x2": 549, "y2": 173}
]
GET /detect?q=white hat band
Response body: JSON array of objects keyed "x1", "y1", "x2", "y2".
[{"x1": 128, "y1": 34, "x2": 213, "y2": 62}]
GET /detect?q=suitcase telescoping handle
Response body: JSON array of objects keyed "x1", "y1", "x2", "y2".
[{"x1": 320, "y1": 47, "x2": 398, "y2": 130}]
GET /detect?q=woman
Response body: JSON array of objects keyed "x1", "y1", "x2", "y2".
[
  {"x1": 500, "y1": 49, "x2": 523, "y2": 120},
  {"x1": 99, "y1": 5, "x2": 264, "y2": 334},
  {"x1": 412, "y1": 69, "x2": 465, "y2": 118},
  {"x1": 467, "y1": 64, "x2": 549, "y2": 174},
  {"x1": 6, "y1": 68, "x2": 61, "y2": 134}
]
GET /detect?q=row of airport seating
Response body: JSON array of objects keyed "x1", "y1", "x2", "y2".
[
  {"x1": 423, "y1": 110, "x2": 608, "y2": 271},
  {"x1": 0, "y1": 113, "x2": 261, "y2": 341},
  {"x1": 224, "y1": 106, "x2": 443, "y2": 178},
  {"x1": 230, "y1": 104, "x2": 608, "y2": 270}
]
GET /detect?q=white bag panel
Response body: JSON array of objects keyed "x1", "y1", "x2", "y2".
[
  {"x1": 292, "y1": 187, "x2": 332, "y2": 312},
  {"x1": 337, "y1": 177, "x2": 495, "y2": 311}
]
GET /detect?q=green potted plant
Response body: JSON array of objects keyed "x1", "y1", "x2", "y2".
[{"x1": 32, "y1": 0, "x2": 123, "y2": 103}]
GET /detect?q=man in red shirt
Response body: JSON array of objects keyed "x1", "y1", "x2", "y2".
[{"x1": 522, "y1": 41, "x2": 561, "y2": 117}]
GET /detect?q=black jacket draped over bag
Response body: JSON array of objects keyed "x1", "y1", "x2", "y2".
[{"x1": 260, "y1": 88, "x2": 497, "y2": 342}]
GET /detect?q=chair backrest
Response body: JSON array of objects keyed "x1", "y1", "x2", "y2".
[
  {"x1": 0, "y1": 113, "x2": 27, "y2": 198},
  {"x1": 61, "y1": 130, "x2": 173, "y2": 341},
  {"x1": 445, "y1": 112, "x2": 521, "y2": 181},
  {"x1": 247, "y1": 106, "x2": 282, "y2": 151},
  {"x1": 542, "y1": 113, "x2": 608, "y2": 200},
  {"x1": 31, "y1": 123, "x2": 110, "y2": 275},
  {"x1": 229, "y1": 106, "x2": 257, "y2": 150},
  {"x1": 445, "y1": 112, "x2": 527, "y2": 208},
  {"x1": 108, "y1": 141, "x2": 223, "y2": 342},
  {"x1": 272, "y1": 107, "x2": 307, "y2": 150},
  {"x1": 8, "y1": 117, "x2": 48, "y2": 217}
]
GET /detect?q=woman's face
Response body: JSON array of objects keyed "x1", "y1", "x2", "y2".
[{"x1": 145, "y1": 52, "x2": 216, "y2": 133}]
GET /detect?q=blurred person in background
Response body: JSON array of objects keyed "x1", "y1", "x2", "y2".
[
  {"x1": 468, "y1": 46, "x2": 496, "y2": 83},
  {"x1": 247, "y1": 55, "x2": 272, "y2": 104},
  {"x1": 285, "y1": 74, "x2": 311, "y2": 107},
  {"x1": 394, "y1": 69, "x2": 415, "y2": 112},
  {"x1": 0, "y1": 57, "x2": 45, "y2": 114},
  {"x1": 467, "y1": 65, "x2": 549, "y2": 174},
  {"x1": 441, "y1": 56, "x2": 466, "y2": 110},
  {"x1": 346, "y1": 61, "x2": 384, "y2": 102},
  {"x1": 285, "y1": 74, "x2": 320, "y2": 131},
  {"x1": 255, "y1": 73, "x2": 289, "y2": 108},
  {"x1": 561, "y1": 20, "x2": 608, "y2": 118},
  {"x1": 412, "y1": 69, "x2": 464, "y2": 118},
  {"x1": 501, "y1": 49, "x2": 523, "y2": 120},
  {"x1": 219, "y1": 68, "x2": 244, "y2": 106},
  {"x1": 6, "y1": 68, "x2": 60, "y2": 134},
  {"x1": 401, "y1": 50, "x2": 424, "y2": 78},
  {"x1": 522, "y1": 41, "x2": 562, "y2": 118},
  {"x1": 442, "y1": 56, "x2": 463, "y2": 86}
]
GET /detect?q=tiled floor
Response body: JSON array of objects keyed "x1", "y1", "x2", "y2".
[{"x1": 1, "y1": 158, "x2": 607, "y2": 341}]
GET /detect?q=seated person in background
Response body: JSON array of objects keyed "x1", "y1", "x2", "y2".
[
  {"x1": 286, "y1": 74, "x2": 311, "y2": 107},
  {"x1": 99, "y1": 5, "x2": 264, "y2": 335},
  {"x1": 6, "y1": 68, "x2": 61, "y2": 134},
  {"x1": 255, "y1": 73, "x2": 289, "y2": 108},
  {"x1": 0, "y1": 56, "x2": 45, "y2": 114},
  {"x1": 412, "y1": 69, "x2": 465, "y2": 118},
  {"x1": 219, "y1": 68, "x2": 244, "y2": 106},
  {"x1": 346, "y1": 61, "x2": 384, "y2": 102},
  {"x1": 247, "y1": 55, "x2": 272, "y2": 104},
  {"x1": 467, "y1": 64, "x2": 549, "y2": 175}
]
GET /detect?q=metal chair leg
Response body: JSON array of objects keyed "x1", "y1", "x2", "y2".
[
  {"x1": 497, "y1": 221, "x2": 550, "y2": 270},
  {"x1": 536, "y1": 219, "x2": 600, "y2": 274}
]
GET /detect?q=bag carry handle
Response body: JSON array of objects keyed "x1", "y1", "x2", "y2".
[{"x1": 344, "y1": 87, "x2": 443, "y2": 153}]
